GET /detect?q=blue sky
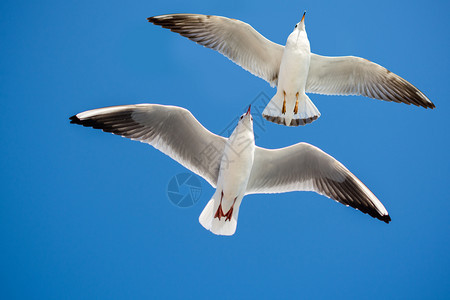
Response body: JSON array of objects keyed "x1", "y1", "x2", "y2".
[{"x1": 1, "y1": 0, "x2": 449, "y2": 298}]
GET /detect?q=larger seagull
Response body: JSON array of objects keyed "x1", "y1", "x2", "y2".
[
  {"x1": 70, "y1": 104, "x2": 390, "y2": 235},
  {"x1": 148, "y1": 13, "x2": 435, "y2": 126}
]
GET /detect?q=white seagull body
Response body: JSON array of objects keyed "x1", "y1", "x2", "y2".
[
  {"x1": 70, "y1": 104, "x2": 390, "y2": 236},
  {"x1": 148, "y1": 13, "x2": 435, "y2": 126}
]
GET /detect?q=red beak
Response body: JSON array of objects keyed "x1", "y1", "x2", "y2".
[{"x1": 246, "y1": 105, "x2": 251, "y2": 115}]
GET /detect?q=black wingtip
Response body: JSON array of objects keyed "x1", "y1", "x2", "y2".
[
  {"x1": 381, "y1": 215, "x2": 391, "y2": 224},
  {"x1": 147, "y1": 16, "x2": 161, "y2": 24},
  {"x1": 69, "y1": 115, "x2": 82, "y2": 125},
  {"x1": 421, "y1": 100, "x2": 436, "y2": 109}
]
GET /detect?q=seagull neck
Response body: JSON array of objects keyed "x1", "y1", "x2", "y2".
[
  {"x1": 221, "y1": 122, "x2": 255, "y2": 169},
  {"x1": 226, "y1": 123, "x2": 255, "y2": 153},
  {"x1": 286, "y1": 29, "x2": 309, "y2": 49}
]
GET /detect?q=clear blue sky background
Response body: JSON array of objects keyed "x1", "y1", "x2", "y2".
[{"x1": 1, "y1": 0, "x2": 449, "y2": 299}]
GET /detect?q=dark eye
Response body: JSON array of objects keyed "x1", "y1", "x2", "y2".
[
  {"x1": 295, "y1": 24, "x2": 297, "y2": 29},
  {"x1": 240, "y1": 116, "x2": 243, "y2": 120}
]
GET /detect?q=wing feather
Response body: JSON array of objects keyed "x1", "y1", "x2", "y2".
[
  {"x1": 70, "y1": 104, "x2": 226, "y2": 187},
  {"x1": 246, "y1": 143, "x2": 390, "y2": 223},
  {"x1": 306, "y1": 54, "x2": 434, "y2": 109},
  {"x1": 148, "y1": 14, "x2": 284, "y2": 86}
]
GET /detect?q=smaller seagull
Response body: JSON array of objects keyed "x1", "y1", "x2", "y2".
[
  {"x1": 70, "y1": 104, "x2": 390, "y2": 235},
  {"x1": 148, "y1": 13, "x2": 435, "y2": 126}
]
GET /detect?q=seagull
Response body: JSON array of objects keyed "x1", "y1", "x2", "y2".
[
  {"x1": 148, "y1": 13, "x2": 435, "y2": 126},
  {"x1": 70, "y1": 104, "x2": 390, "y2": 235}
]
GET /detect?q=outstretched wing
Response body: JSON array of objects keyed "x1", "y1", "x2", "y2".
[
  {"x1": 148, "y1": 14, "x2": 284, "y2": 86},
  {"x1": 70, "y1": 104, "x2": 226, "y2": 187},
  {"x1": 306, "y1": 54, "x2": 435, "y2": 109},
  {"x1": 246, "y1": 143, "x2": 390, "y2": 223}
]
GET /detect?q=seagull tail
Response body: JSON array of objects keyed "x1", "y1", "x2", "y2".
[
  {"x1": 199, "y1": 192, "x2": 239, "y2": 236},
  {"x1": 262, "y1": 92, "x2": 321, "y2": 126}
]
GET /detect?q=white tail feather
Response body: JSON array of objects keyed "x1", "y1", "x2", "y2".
[
  {"x1": 199, "y1": 193, "x2": 240, "y2": 236},
  {"x1": 262, "y1": 92, "x2": 321, "y2": 126},
  {"x1": 199, "y1": 198, "x2": 215, "y2": 231}
]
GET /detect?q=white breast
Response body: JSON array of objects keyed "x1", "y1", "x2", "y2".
[
  {"x1": 216, "y1": 125, "x2": 255, "y2": 200},
  {"x1": 278, "y1": 30, "x2": 311, "y2": 93}
]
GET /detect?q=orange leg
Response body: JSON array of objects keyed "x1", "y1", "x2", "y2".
[
  {"x1": 294, "y1": 92, "x2": 299, "y2": 114},
  {"x1": 224, "y1": 197, "x2": 237, "y2": 222},
  {"x1": 214, "y1": 191, "x2": 225, "y2": 220}
]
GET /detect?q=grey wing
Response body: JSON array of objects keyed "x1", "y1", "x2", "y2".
[
  {"x1": 148, "y1": 14, "x2": 284, "y2": 87},
  {"x1": 70, "y1": 104, "x2": 227, "y2": 187},
  {"x1": 246, "y1": 143, "x2": 390, "y2": 223},
  {"x1": 306, "y1": 54, "x2": 435, "y2": 109}
]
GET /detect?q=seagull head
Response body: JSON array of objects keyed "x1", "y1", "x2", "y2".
[
  {"x1": 294, "y1": 11, "x2": 306, "y2": 31},
  {"x1": 227, "y1": 105, "x2": 255, "y2": 150},
  {"x1": 287, "y1": 11, "x2": 308, "y2": 46},
  {"x1": 239, "y1": 105, "x2": 253, "y2": 122},
  {"x1": 235, "y1": 105, "x2": 254, "y2": 134}
]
